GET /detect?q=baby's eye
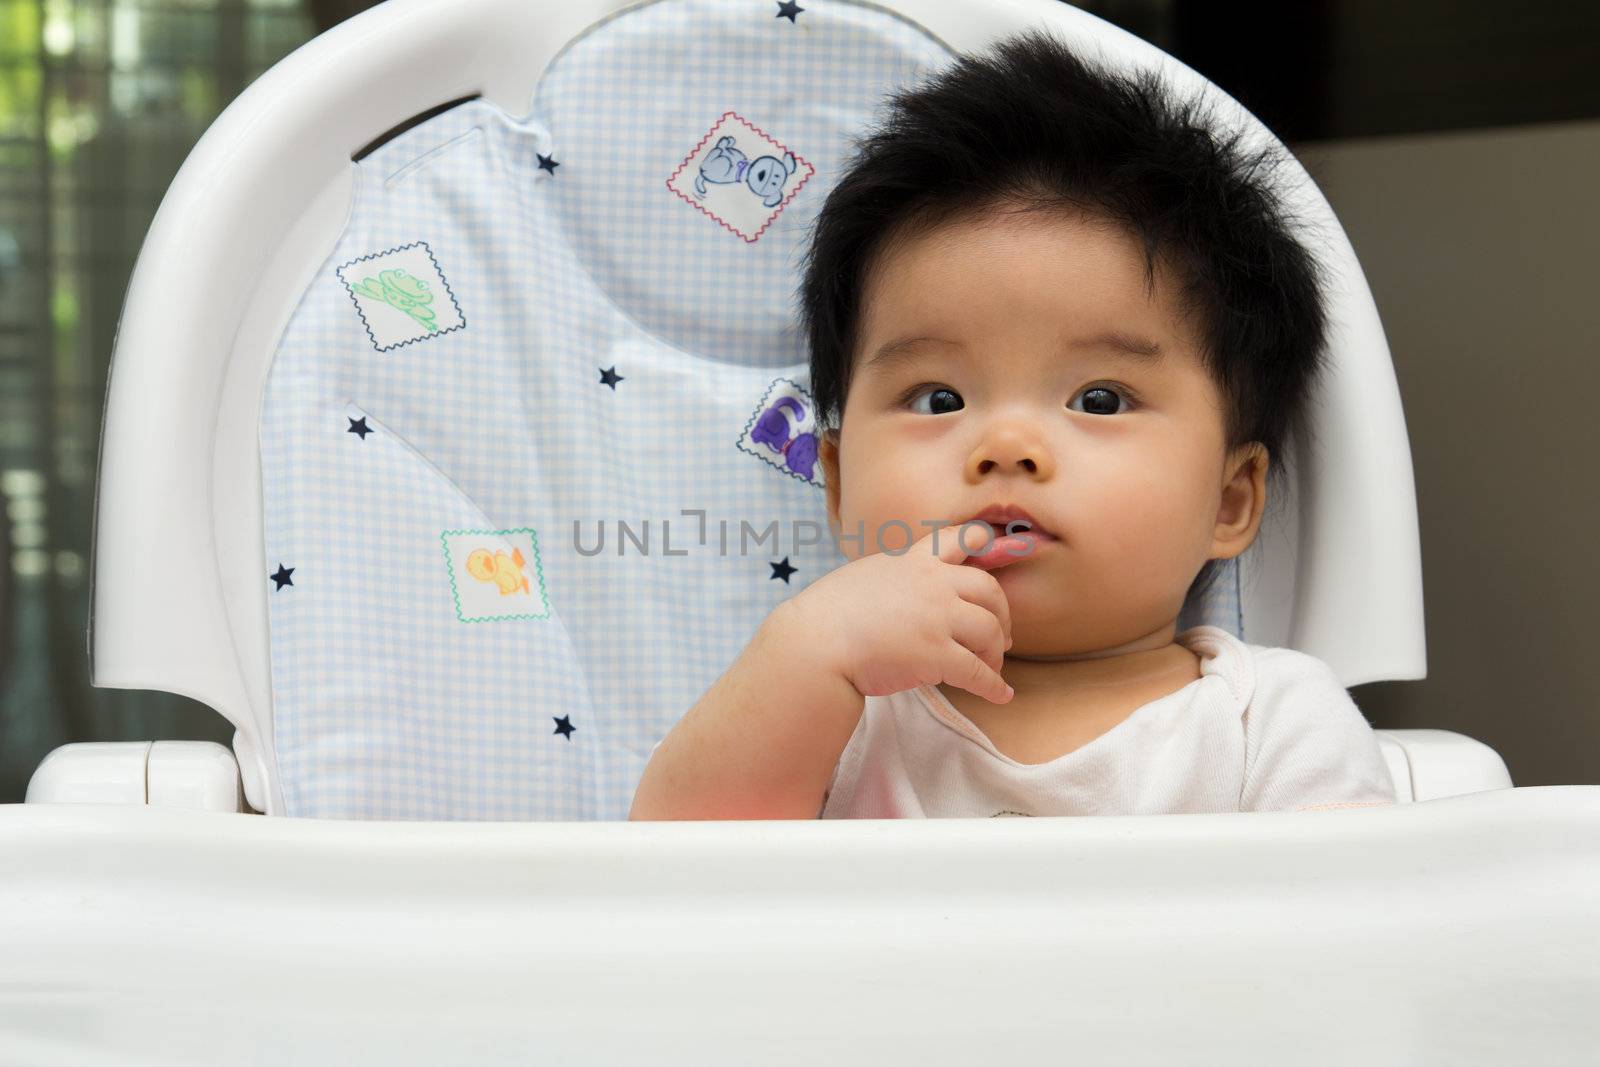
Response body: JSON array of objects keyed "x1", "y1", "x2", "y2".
[
  {"x1": 903, "y1": 385, "x2": 964, "y2": 415},
  {"x1": 1069, "y1": 384, "x2": 1136, "y2": 416}
]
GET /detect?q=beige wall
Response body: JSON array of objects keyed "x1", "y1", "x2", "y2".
[{"x1": 1291, "y1": 120, "x2": 1600, "y2": 787}]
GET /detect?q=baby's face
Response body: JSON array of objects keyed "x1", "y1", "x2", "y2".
[{"x1": 819, "y1": 206, "x2": 1265, "y2": 656}]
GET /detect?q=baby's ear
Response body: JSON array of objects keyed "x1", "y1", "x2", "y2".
[
  {"x1": 819, "y1": 429, "x2": 842, "y2": 532},
  {"x1": 1211, "y1": 441, "x2": 1269, "y2": 560}
]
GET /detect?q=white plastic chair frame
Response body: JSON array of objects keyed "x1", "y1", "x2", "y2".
[{"x1": 7, "y1": 3, "x2": 1598, "y2": 1062}]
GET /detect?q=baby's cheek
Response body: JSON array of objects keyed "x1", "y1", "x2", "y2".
[
  {"x1": 1081, "y1": 475, "x2": 1203, "y2": 583},
  {"x1": 842, "y1": 488, "x2": 930, "y2": 555}
]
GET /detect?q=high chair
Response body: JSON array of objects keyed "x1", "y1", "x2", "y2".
[{"x1": 4, "y1": 0, "x2": 1596, "y2": 1061}]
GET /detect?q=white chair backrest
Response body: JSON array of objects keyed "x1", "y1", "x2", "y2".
[{"x1": 89, "y1": 0, "x2": 1424, "y2": 816}]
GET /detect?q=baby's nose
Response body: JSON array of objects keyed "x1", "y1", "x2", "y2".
[
  {"x1": 976, "y1": 455, "x2": 1038, "y2": 474},
  {"x1": 967, "y1": 425, "x2": 1052, "y2": 479}
]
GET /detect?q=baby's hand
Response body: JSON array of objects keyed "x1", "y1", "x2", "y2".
[{"x1": 784, "y1": 525, "x2": 1014, "y2": 705}]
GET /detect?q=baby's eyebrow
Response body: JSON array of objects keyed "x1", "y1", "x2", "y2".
[
  {"x1": 864, "y1": 331, "x2": 1165, "y2": 375},
  {"x1": 862, "y1": 336, "x2": 947, "y2": 376},
  {"x1": 1080, "y1": 331, "x2": 1165, "y2": 361}
]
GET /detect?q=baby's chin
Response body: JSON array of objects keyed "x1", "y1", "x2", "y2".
[{"x1": 983, "y1": 567, "x2": 1073, "y2": 637}]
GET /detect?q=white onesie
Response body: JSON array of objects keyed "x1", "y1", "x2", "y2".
[{"x1": 818, "y1": 624, "x2": 1397, "y2": 818}]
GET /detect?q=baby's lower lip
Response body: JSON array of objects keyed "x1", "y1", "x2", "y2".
[{"x1": 962, "y1": 530, "x2": 1054, "y2": 570}]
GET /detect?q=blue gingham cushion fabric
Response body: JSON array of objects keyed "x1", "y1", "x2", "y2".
[{"x1": 258, "y1": 0, "x2": 1242, "y2": 820}]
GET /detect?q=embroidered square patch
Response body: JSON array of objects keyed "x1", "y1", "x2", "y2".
[
  {"x1": 737, "y1": 378, "x2": 823, "y2": 487},
  {"x1": 667, "y1": 112, "x2": 814, "y2": 242},
  {"x1": 441, "y1": 528, "x2": 550, "y2": 623},
  {"x1": 339, "y1": 241, "x2": 465, "y2": 351}
]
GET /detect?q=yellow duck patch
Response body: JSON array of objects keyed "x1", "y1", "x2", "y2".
[{"x1": 464, "y1": 546, "x2": 531, "y2": 596}]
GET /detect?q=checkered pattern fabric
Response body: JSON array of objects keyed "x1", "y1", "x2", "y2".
[{"x1": 258, "y1": 0, "x2": 1242, "y2": 820}]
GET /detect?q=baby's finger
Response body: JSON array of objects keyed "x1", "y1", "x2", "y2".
[
  {"x1": 929, "y1": 520, "x2": 982, "y2": 563},
  {"x1": 948, "y1": 598, "x2": 1008, "y2": 677},
  {"x1": 944, "y1": 639, "x2": 1014, "y2": 705},
  {"x1": 950, "y1": 565, "x2": 1013, "y2": 649}
]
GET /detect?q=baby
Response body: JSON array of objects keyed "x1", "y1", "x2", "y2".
[{"x1": 630, "y1": 29, "x2": 1397, "y2": 820}]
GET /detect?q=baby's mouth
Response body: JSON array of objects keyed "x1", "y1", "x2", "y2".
[{"x1": 960, "y1": 522, "x2": 1054, "y2": 571}]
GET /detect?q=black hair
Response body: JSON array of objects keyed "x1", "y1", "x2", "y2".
[{"x1": 797, "y1": 28, "x2": 1334, "y2": 603}]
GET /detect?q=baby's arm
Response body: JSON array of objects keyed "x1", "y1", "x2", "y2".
[
  {"x1": 629, "y1": 598, "x2": 865, "y2": 820},
  {"x1": 1239, "y1": 649, "x2": 1398, "y2": 813}
]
